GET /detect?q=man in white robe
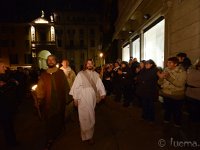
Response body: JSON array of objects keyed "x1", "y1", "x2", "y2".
[{"x1": 69, "y1": 59, "x2": 106, "y2": 144}]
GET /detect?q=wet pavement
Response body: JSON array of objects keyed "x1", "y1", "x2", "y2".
[{"x1": 0, "y1": 94, "x2": 199, "y2": 150}]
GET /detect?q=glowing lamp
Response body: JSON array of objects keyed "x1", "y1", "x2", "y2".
[{"x1": 31, "y1": 84, "x2": 37, "y2": 91}]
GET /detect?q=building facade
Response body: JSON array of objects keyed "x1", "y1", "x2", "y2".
[
  {"x1": 0, "y1": 11, "x2": 102, "y2": 72},
  {"x1": 112, "y1": 0, "x2": 200, "y2": 66},
  {"x1": 54, "y1": 11, "x2": 103, "y2": 71},
  {"x1": 0, "y1": 23, "x2": 32, "y2": 69}
]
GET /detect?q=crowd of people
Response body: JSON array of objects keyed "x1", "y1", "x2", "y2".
[
  {"x1": 0, "y1": 52, "x2": 200, "y2": 149},
  {"x1": 0, "y1": 64, "x2": 34, "y2": 147},
  {"x1": 100, "y1": 52, "x2": 199, "y2": 126}
]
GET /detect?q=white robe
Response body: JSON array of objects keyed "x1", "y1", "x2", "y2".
[{"x1": 69, "y1": 70, "x2": 106, "y2": 141}]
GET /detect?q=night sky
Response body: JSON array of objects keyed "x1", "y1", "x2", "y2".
[{"x1": 0, "y1": 0, "x2": 103, "y2": 22}]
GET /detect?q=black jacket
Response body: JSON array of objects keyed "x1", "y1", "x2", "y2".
[
  {"x1": 135, "y1": 67, "x2": 159, "y2": 98},
  {"x1": 0, "y1": 73, "x2": 18, "y2": 119}
]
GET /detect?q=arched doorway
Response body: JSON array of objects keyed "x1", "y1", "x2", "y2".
[{"x1": 38, "y1": 50, "x2": 51, "y2": 69}]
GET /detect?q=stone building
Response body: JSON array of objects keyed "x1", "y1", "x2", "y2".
[
  {"x1": 54, "y1": 11, "x2": 103, "y2": 71},
  {"x1": 1, "y1": 0, "x2": 199, "y2": 70},
  {"x1": 111, "y1": 0, "x2": 200, "y2": 67},
  {"x1": 0, "y1": 10, "x2": 102, "y2": 72}
]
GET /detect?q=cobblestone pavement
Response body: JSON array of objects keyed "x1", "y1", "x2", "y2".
[{"x1": 1, "y1": 95, "x2": 199, "y2": 150}]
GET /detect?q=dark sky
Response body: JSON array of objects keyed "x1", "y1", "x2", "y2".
[{"x1": 0, "y1": 0, "x2": 103, "y2": 22}]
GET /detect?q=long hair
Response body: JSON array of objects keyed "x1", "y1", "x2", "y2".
[{"x1": 83, "y1": 59, "x2": 95, "y2": 71}]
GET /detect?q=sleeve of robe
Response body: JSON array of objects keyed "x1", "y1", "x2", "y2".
[
  {"x1": 96, "y1": 78, "x2": 106, "y2": 97},
  {"x1": 69, "y1": 73, "x2": 82, "y2": 100}
]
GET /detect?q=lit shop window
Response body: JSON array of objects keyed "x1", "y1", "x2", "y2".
[
  {"x1": 143, "y1": 19, "x2": 165, "y2": 68},
  {"x1": 131, "y1": 38, "x2": 140, "y2": 61},
  {"x1": 122, "y1": 44, "x2": 130, "y2": 62}
]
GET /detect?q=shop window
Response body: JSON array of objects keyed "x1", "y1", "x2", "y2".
[
  {"x1": 122, "y1": 44, "x2": 130, "y2": 62},
  {"x1": 143, "y1": 19, "x2": 165, "y2": 68},
  {"x1": 131, "y1": 37, "x2": 140, "y2": 61}
]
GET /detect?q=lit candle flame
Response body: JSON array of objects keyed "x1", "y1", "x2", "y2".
[{"x1": 31, "y1": 84, "x2": 37, "y2": 91}]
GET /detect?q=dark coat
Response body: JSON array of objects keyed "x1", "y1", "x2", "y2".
[
  {"x1": 135, "y1": 67, "x2": 159, "y2": 99},
  {"x1": 0, "y1": 74, "x2": 18, "y2": 119},
  {"x1": 37, "y1": 69, "x2": 70, "y2": 118}
]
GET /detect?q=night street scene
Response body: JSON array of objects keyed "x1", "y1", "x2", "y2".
[{"x1": 0, "y1": 0, "x2": 200, "y2": 150}]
